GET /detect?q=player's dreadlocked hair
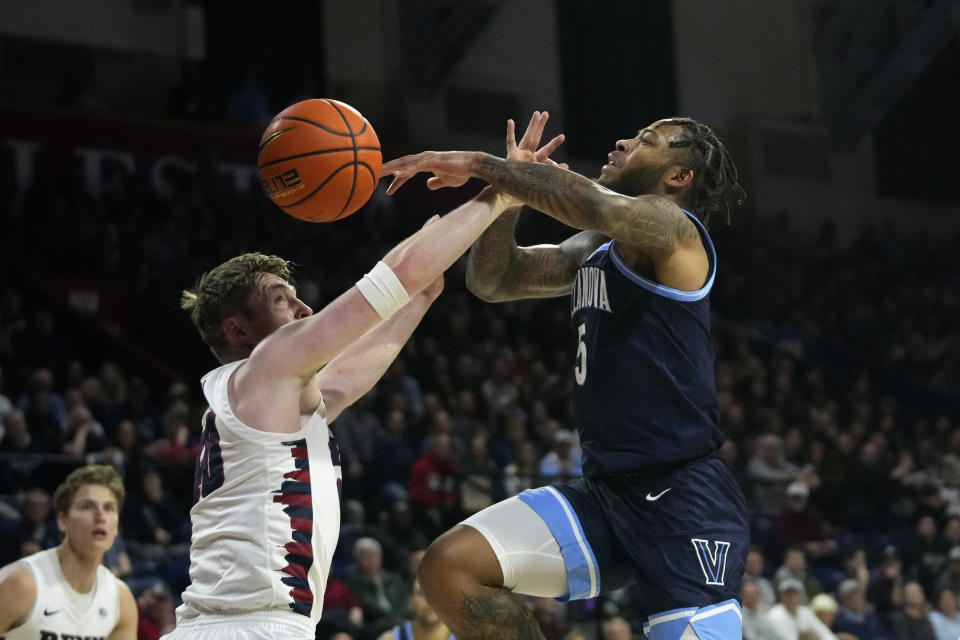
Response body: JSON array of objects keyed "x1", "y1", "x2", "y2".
[{"x1": 658, "y1": 117, "x2": 746, "y2": 227}]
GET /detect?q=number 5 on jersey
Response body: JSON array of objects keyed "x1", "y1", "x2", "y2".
[{"x1": 575, "y1": 322, "x2": 587, "y2": 385}]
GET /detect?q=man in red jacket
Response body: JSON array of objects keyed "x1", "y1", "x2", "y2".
[{"x1": 409, "y1": 431, "x2": 460, "y2": 534}]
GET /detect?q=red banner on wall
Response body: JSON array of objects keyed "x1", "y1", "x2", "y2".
[{"x1": 0, "y1": 102, "x2": 262, "y2": 199}]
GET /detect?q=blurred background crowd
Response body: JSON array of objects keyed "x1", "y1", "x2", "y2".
[{"x1": 1, "y1": 1, "x2": 959, "y2": 640}]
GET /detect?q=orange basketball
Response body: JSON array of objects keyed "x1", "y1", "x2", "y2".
[{"x1": 257, "y1": 99, "x2": 381, "y2": 222}]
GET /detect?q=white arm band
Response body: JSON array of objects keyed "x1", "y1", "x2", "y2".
[{"x1": 355, "y1": 261, "x2": 410, "y2": 320}]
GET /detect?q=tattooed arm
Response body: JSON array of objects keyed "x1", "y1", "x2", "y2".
[
  {"x1": 466, "y1": 207, "x2": 606, "y2": 302},
  {"x1": 385, "y1": 152, "x2": 708, "y2": 291}
]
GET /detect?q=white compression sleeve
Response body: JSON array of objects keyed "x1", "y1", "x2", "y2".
[{"x1": 355, "y1": 261, "x2": 410, "y2": 319}]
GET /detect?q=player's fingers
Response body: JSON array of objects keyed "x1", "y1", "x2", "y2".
[
  {"x1": 386, "y1": 174, "x2": 411, "y2": 195},
  {"x1": 426, "y1": 176, "x2": 447, "y2": 190},
  {"x1": 506, "y1": 119, "x2": 517, "y2": 154},
  {"x1": 535, "y1": 133, "x2": 565, "y2": 161},
  {"x1": 518, "y1": 110, "x2": 543, "y2": 150},
  {"x1": 527, "y1": 110, "x2": 550, "y2": 149}
]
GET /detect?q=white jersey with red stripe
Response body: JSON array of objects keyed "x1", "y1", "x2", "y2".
[{"x1": 176, "y1": 359, "x2": 342, "y2": 632}]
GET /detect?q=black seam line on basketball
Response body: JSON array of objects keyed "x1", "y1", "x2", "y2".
[
  {"x1": 257, "y1": 147, "x2": 381, "y2": 170},
  {"x1": 278, "y1": 163, "x2": 355, "y2": 209},
  {"x1": 276, "y1": 116, "x2": 368, "y2": 137},
  {"x1": 258, "y1": 127, "x2": 295, "y2": 153},
  {"x1": 325, "y1": 100, "x2": 359, "y2": 218},
  {"x1": 331, "y1": 162, "x2": 378, "y2": 220}
]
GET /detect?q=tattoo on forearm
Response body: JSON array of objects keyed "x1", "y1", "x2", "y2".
[
  {"x1": 467, "y1": 210, "x2": 521, "y2": 291},
  {"x1": 477, "y1": 156, "x2": 699, "y2": 253},
  {"x1": 457, "y1": 589, "x2": 546, "y2": 640},
  {"x1": 479, "y1": 156, "x2": 599, "y2": 229}
]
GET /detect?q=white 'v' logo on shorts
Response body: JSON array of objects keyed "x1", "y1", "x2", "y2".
[{"x1": 691, "y1": 538, "x2": 730, "y2": 586}]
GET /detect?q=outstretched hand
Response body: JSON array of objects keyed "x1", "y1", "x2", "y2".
[{"x1": 381, "y1": 110, "x2": 567, "y2": 196}]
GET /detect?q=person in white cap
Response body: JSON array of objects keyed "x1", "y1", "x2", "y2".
[{"x1": 766, "y1": 577, "x2": 837, "y2": 640}]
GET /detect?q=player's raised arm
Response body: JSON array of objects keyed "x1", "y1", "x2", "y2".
[
  {"x1": 466, "y1": 217, "x2": 606, "y2": 302},
  {"x1": 245, "y1": 185, "x2": 514, "y2": 382},
  {"x1": 464, "y1": 111, "x2": 606, "y2": 302}
]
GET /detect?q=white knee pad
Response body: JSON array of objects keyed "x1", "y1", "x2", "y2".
[{"x1": 460, "y1": 496, "x2": 569, "y2": 598}]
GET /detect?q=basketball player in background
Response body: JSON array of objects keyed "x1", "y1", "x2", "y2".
[
  {"x1": 378, "y1": 580, "x2": 455, "y2": 640},
  {"x1": 165, "y1": 114, "x2": 564, "y2": 640},
  {"x1": 0, "y1": 465, "x2": 138, "y2": 639},
  {"x1": 382, "y1": 113, "x2": 749, "y2": 640}
]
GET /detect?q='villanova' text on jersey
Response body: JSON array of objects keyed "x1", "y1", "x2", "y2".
[{"x1": 572, "y1": 209, "x2": 722, "y2": 477}]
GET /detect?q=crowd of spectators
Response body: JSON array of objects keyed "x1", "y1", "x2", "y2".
[{"x1": 1, "y1": 114, "x2": 959, "y2": 640}]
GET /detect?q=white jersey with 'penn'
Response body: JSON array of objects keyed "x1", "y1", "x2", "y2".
[
  {"x1": 4, "y1": 547, "x2": 120, "y2": 640},
  {"x1": 176, "y1": 359, "x2": 342, "y2": 631}
]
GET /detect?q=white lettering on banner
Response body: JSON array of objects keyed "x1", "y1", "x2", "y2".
[
  {"x1": 4, "y1": 138, "x2": 258, "y2": 198},
  {"x1": 219, "y1": 162, "x2": 259, "y2": 193},
  {"x1": 75, "y1": 147, "x2": 136, "y2": 198},
  {"x1": 150, "y1": 155, "x2": 198, "y2": 199},
  {"x1": 6, "y1": 139, "x2": 42, "y2": 194}
]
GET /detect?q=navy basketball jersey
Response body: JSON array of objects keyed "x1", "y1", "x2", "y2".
[{"x1": 571, "y1": 209, "x2": 722, "y2": 477}]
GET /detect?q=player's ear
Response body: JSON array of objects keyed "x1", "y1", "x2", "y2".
[
  {"x1": 666, "y1": 166, "x2": 694, "y2": 189},
  {"x1": 221, "y1": 316, "x2": 248, "y2": 347},
  {"x1": 56, "y1": 510, "x2": 67, "y2": 534}
]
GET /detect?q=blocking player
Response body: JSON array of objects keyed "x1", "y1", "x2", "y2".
[
  {"x1": 0, "y1": 465, "x2": 138, "y2": 639},
  {"x1": 164, "y1": 116, "x2": 564, "y2": 640},
  {"x1": 382, "y1": 113, "x2": 749, "y2": 640}
]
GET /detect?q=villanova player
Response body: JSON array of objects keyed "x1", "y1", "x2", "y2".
[
  {"x1": 382, "y1": 112, "x2": 749, "y2": 640},
  {"x1": 0, "y1": 465, "x2": 137, "y2": 640},
  {"x1": 165, "y1": 116, "x2": 564, "y2": 640}
]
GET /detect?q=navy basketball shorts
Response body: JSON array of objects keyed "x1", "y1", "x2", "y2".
[{"x1": 518, "y1": 457, "x2": 749, "y2": 639}]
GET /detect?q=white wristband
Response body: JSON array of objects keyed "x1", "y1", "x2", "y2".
[{"x1": 355, "y1": 261, "x2": 410, "y2": 320}]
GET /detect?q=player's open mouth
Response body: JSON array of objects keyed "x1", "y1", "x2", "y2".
[{"x1": 93, "y1": 529, "x2": 108, "y2": 538}]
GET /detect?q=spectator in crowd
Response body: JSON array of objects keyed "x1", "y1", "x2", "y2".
[
  {"x1": 929, "y1": 588, "x2": 960, "y2": 640},
  {"x1": 408, "y1": 431, "x2": 459, "y2": 534},
  {"x1": 136, "y1": 581, "x2": 176, "y2": 640},
  {"x1": 503, "y1": 439, "x2": 541, "y2": 497},
  {"x1": 374, "y1": 409, "x2": 418, "y2": 492},
  {"x1": 375, "y1": 500, "x2": 430, "y2": 571},
  {"x1": 12, "y1": 488, "x2": 60, "y2": 558},
  {"x1": 742, "y1": 580, "x2": 778, "y2": 640},
  {"x1": 346, "y1": 537, "x2": 411, "y2": 631},
  {"x1": 320, "y1": 576, "x2": 365, "y2": 639},
  {"x1": 377, "y1": 578, "x2": 455, "y2": 640},
  {"x1": 887, "y1": 580, "x2": 936, "y2": 640},
  {"x1": 600, "y1": 616, "x2": 632, "y2": 640},
  {"x1": 870, "y1": 545, "x2": 906, "y2": 617},
  {"x1": 0, "y1": 410, "x2": 46, "y2": 493},
  {"x1": 908, "y1": 515, "x2": 949, "y2": 595},
  {"x1": 538, "y1": 428, "x2": 582, "y2": 484},
  {"x1": 809, "y1": 593, "x2": 842, "y2": 635},
  {"x1": 459, "y1": 432, "x2": 504, "y2": 516},
  {"x1": 748, "y1": 433, "x2": 802, "y2": 523},
  {"x1": 126, "y1": 469, "x2": 188, "y2": 551},
  {"x1": 934, "y1": 546, "x2": 960, "y2": 597},
  {"x1": 839, "y1": 546, "x2": 871, "y2": 594},
  {"x1": 766, "y1": 577, "x2": 837, "y2": 640},
  {"x1": 769, "y1": 481, "x2": 838, "y2": 561},
  {"x1": 774, "y1": 547, "x2": 824, "y2": 601},
  {"x1": 61, "y1": 404, "x2": 108, "y2": 457},
  {"x1": 744, "y1": 546, "x2": 777, "y2": 610},
  {"x1": 833, "y1": 577, "x2": 895, "y2": 640}
]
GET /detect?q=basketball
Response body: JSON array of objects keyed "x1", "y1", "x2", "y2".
[{"x1": 257, "y1": 99, "x2": 381, "y2": 222}]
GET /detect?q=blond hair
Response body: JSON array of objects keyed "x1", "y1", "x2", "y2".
[
  {"x1": 181, "y1": 252, "x2": 294, "y2": 361},
  {"x1": 53, "y1": 465, "x2": 126, "y2": 514}
]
